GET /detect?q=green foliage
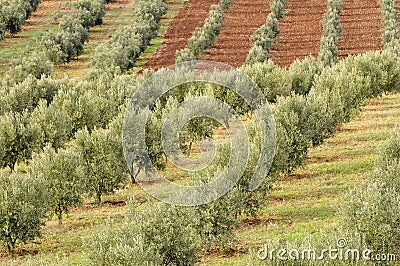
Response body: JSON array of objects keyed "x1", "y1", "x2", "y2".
[
  {"x1": 190, "y1": 186, "x2": 239, "y2": 251},
  {"x1": 318, "y1": 0, "x2": 343, "y2": 66},
  {"x1": 0, "y1": 76, "x2": 63, "y2": 116},
  {"x1": 220, "y1": 0, "x2": 232, "y2": 10},
  {"x1": 342, "y1": 182, "x2": 400, "y2": 255},
  {"x1": 0, "y1": 172, "x2": 48, "y2": 253},
  {"x1": 0, "y1": 20, "x2": 5, "y2": 40},
  {"x1": 246, "y1": 0, "x2": 288, "y2": 64},
  {"x1": 84, "y1": 201, "x2": 200, "y2": 265},
  {"x1": 41, "y1": 0, "x2": 106, "y2": 64},
  {"x1": 92, "y1": 0, "x2": 166, "y2": 71},
  {"x1": 29, "y1": 145, "x2": 84, "y2": 224},
  {"x1": 271, "y1": 94, "x2": 312, "y2": 174},
  {"x1": 75, "y1": 128, "x2": 127, "y2": 203},
  {"x1": 41, "y1": 30, "x2": 86, "y2": 64},
  {"x1": 241, "y1": 61, "x2": 291, "y2": 102},
  {"x1": 73, "y1": 0, "x2": 106, "y2": 26},
  {"x1": 381, "y1": 0, "x2": 400, "y2": 51},
  {"x1": 0, "y1": 111, "x2": 42, "y2": 170},
  {"x1": 270, "y1": 0, "x2": 289, "y2": 20},
  {"x1": 0, "y1": 0, "x2": 41, "y2": 37},
  {"x1": 176, "y1": 4, "x2": 224, "y2": 63},
  {"x1": 83, "y1": 220, "x2": 163, "y2": 265},
  {"x1": 288, "y1": 57, "x2": 321, "y2": 95},
  {"x1": 340, "y1": 127, "x2": 400, "y2": 257},
  {"x1": 2, "y1": 52, "x2": 52, "y2": 86}
]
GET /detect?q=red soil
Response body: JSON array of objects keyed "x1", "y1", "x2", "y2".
[
  {"x1": 143, "y1": 0, "x2": 220, "y2": 71},
  {"x1": 338, "y1": 0, "x2": 383, "y2": 58},
  {"x1": 200, "y1": 0, "x2": 271, "y2": 68},
  {"x1": 269, "y1": 0, "x2": 327, "y2": 68}
]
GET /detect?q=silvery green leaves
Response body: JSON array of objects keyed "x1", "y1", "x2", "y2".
[
  {"x1": 175, "y1": 5, "x2": 225, "y2": 63},
  {"x1": 381, "y1": 0, "x2": 400, "y2": 52},
  {"x1": 245, "y1": 0, "x2": 289, "y2": 65},
  {"x1": 318, "y1": 0, "x2": 343, "y2": 67},
  {"x1": 122, "y1": 60, "x2": 276, "y2": 206},
  {"x1": 0, "y1": 0, "x2": 42, "y2": 37},
  {"x1": 92, "y1": 0, "x2": 167, "y2": 72},
  {"x1": 41, "y1": 0, "x2": 106, "y2": 64}
]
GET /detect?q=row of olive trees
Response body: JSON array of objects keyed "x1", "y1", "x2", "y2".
[
  {"x1": 249, "y1": 124, "x2": 400, "y2": 266},
  {"x1": 0, "y1": 126, "x2": 126, "y2": 253},
  {"x1": 0, "y1": 0, "x2": 41, "y2": 40},
  {"x1": 245, "y1": 0, "x2": 289, "y2": 64},
  {"x1": 0, "y1": 72, "x2": 138, "y2": 171},
  {"x1": 1, "y1": 47, "x2": 399, "y2": 260},
  {"x1": 41, "y1": 0, "x2": 107, "y2": 64},
  {"x1": 83, "y1": 48, "x2": 400, "y2": 265},
  {"x1": 340, "y1": 127, "x2": 400, "y2": 260},
  {"x1": 241, "y1": 56, "x2": 322, "y2": 102},
  {"x1": 92, "y1": 0, "x2": 167, "y2": 72},
  {"x1": 175, "y1": 1, "x2": 229, "y2": 63},
  {"x1": 0, "y1": 112, "x2": 128, "y2": 253},
  {"x1": 318, "y1": 0, "x2": 343, "y2": 66},
  {"x1": 381, "y1": 0, "x2": 400, "y2": 51}
]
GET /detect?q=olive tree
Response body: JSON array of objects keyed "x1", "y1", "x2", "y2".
[
  {"x1": 2, "y1": 52, "x2": 52, "y2": 86},
  {"x1": 29, "y1": 145, "x2": 84, "y2": 224},
  {"x1": 0, "y1": 111, "x2": 42, "y2": 171},
  {"x1": 0, "y1": 172, "x2": 48, "y2": 253},
  {"x1": 318, "y1": 0, "x2": 343, "y2": 66},
  {"x1": 381, "y1": 0, "x2": 400, "y2": 51},
  {"x1": 75, "y1": 128, "x2": 127, "y2": 203}
]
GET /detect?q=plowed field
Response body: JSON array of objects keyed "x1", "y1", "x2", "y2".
[
  {"x1": 144, "y1": 0, "x2": 385, "y2": 70},
  {"x1": 269, "y1": 0, "x2": 327, "y2": 67},
  {"x1": 143, "y1": 0, "x2": 219, "y2": 70},
  {"x1": 338, "y1": 0, "x2": 383, "y2": 58},
  {"x1": 200, "y1": 0, "x2": 271, "y2": 67}
]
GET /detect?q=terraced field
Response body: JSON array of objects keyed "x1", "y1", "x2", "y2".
[
  {"x1": 0, "y1": 0, "x2": 387, "y2": 74},
  {"x1": 1, "y1": 0, "x2": 399, "y2": 265}
]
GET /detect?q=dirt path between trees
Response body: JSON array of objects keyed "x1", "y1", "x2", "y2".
[
  {"x1": 200, "y1": 0, "x2": 271, "y2": 68},
  {"x1": 143, "y1": 0, "x2": 219, "y2": 71},
  {"x1": 269, "y1": 0, "x2": 327, "y2": 68},
  {"x1": 142, "y1": 0, "x2": 385, "y2": 71}
]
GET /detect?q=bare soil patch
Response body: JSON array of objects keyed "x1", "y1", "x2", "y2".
[
  {"x1": 201, "y1": 0, "x2": 271, "y2": 68},
  {"x1": 143, "y1": 0, "x2": 220, "y2": 71},
  {"x1": 338, "y1": 0, "x2": 383, "y2": 58},
  {"x1": 269, "y1": 0, "x2": 327, "y2": 68}
]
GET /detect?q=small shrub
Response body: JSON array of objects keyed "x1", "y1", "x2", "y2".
[
  {"x1": 3, "y1": 52, "x2": 52, "y2": 85},
  {"x1": 318, "y1": 0, "x2": 343, "y2": 66},
  {"x1": 0, "y1": 111, "x2": 42, "y2": 171}
]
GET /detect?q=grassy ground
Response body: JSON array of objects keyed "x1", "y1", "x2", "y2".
[
  {"x1": 200, "y1": 93, "x2": 400, "y2": 265},
  {"x1": 0, "y1": 0, "x2": 66, "y2": 74},
  {"x1": 1, "y1": 91, "x2": 399, "y2": 265}
]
